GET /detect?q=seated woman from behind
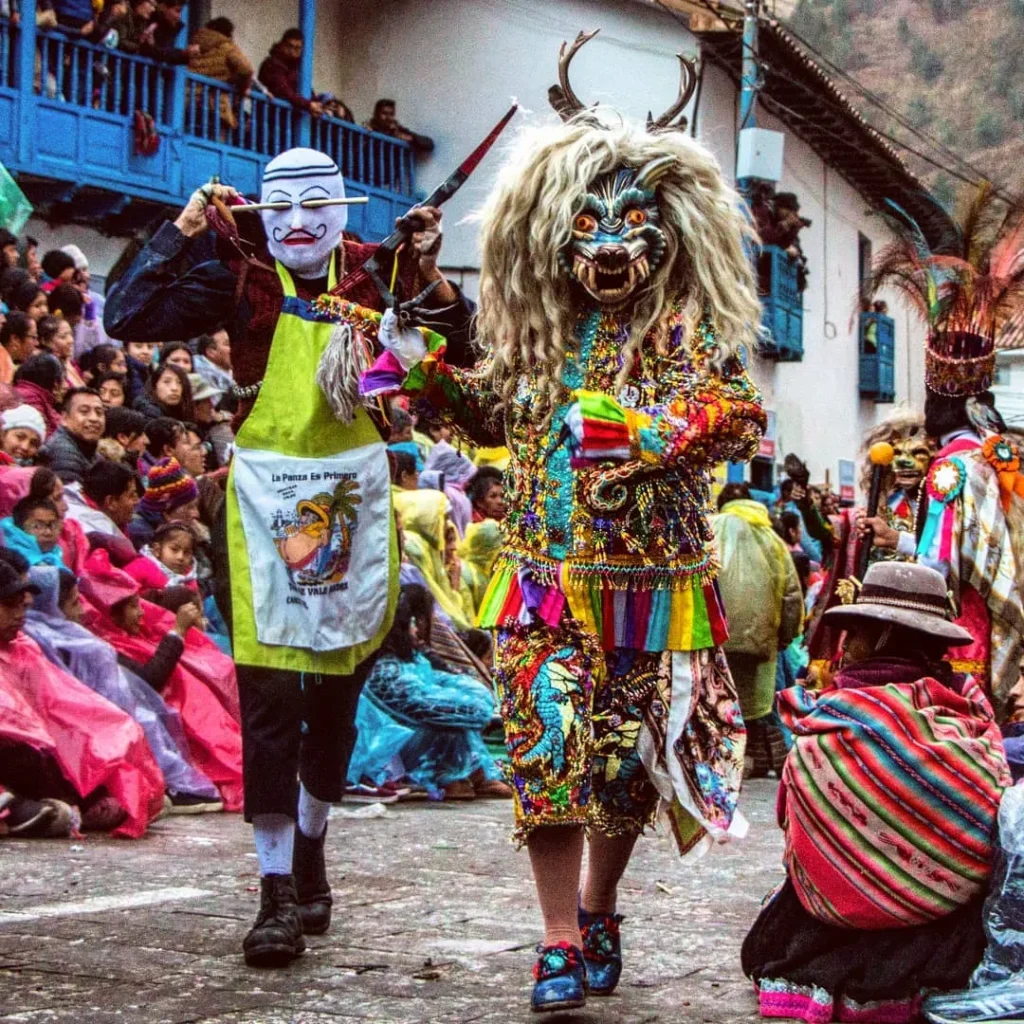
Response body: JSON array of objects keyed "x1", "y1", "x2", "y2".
[
  {"x1": 742, "y1": 562, "x2": 1010, "y2": 1024},
  {"x1": 348, "y1": 584, "x2": 510, "y2": 802}
]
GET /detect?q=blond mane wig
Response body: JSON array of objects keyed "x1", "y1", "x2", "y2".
[{"x1": 474, "y1": 117, "x2": 762, "y2": 421}]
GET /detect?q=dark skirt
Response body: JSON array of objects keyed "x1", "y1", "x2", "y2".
[{"x1": 741, "y1": 879, "x2": 986, "y2": 1022}]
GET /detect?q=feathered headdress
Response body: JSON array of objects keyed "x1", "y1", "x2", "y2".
[{"x1": 867, "y1": 184, "x2": 1024, "y2": 397}]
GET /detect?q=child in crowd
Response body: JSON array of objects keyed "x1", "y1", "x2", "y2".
[
  {"x1": 123, "y1": 340, "x2": 156, "y2": 405},
  {"x1": 127, "y1": 457, "x2": 199, "y2": 550},
  {"x1": 2, "y1": 496, "x2": 65, "y2": 568},
  {"x1": 131, "y1": 522, "x2": 199, "y2": 590},
  {"x1": 0, "y1": 404, "x2": 45, "y2": 465}
]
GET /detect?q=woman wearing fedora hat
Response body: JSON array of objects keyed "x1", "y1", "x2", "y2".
[{"x1": 742, "y1": 561, "x2": 1011, "y2": 1024}]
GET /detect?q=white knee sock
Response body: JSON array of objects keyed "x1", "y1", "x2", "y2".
[
  {"x1": 252, "y1": 813, "x2": 295, "y2": 876},
  {"x1": 297, "y1": 784, "x2": 330, "y2": 840}
]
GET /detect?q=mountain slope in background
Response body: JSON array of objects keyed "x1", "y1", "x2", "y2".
[{"x1": 775, "y1": 0, "x2": 1023, "y2": 201}]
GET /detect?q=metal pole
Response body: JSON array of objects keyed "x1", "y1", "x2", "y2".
[
  {"x1": 15, "y1": 0, "x2": 36, "y2": 166},
  {"x1": 297, "y1": 0, "x2": 316, "y2": 147},
  {"x1": 739, "y1": 0, "x2": 760, "y2": 131}
]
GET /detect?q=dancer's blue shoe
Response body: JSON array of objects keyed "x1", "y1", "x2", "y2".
[
  {"x1": 531, "y1": 942, "x2": 587, "y2": 1013},
  {"x1": 578, "y1": 907, "x2": 624, "y2": 996}
]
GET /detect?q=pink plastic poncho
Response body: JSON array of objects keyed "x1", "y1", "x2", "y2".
[{"x1": 0, "y1": 633, "x2": 166, "y2": 837}]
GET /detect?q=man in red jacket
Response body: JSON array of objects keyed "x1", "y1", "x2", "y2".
[{"x1": 258, "y1": 29, "x2": 322, "y2": 117}]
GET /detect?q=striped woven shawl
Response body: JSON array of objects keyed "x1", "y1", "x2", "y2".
[{"x1": 778, "y1": 672, "x2": 1009, "y2": 930}]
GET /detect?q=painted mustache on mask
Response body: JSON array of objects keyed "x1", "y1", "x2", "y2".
[{"x1": 272, "y1": 224, "x2": 328, "y2": 246}]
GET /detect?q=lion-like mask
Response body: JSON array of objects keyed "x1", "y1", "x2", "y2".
[{"x1": 564, "y1": 165, "x2": 667, "y2": 306}]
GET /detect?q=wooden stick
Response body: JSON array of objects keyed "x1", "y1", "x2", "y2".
[{"x1": 232, "y1": 197, "x2": 370, "y2": 213}]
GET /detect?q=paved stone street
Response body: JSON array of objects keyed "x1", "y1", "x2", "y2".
[{"x1": 0, "y1": 780, "x2": 784, "y2": 1024}]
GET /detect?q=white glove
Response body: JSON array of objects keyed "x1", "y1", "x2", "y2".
[{"x1": 379, "y1": 307, "x2": 427, "y2": 370}]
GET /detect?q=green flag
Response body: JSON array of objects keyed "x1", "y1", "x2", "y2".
[{"x1": 0, "y1": 162, "x2": 32, "y2": 234}]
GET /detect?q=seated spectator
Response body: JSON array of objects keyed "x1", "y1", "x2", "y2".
[
  {"x1": 8, "y1": 276, "x2": 49, "y2": 321},
  {"x1": 389, "y1": 405, "x2": 424, "y2": 470},
  {"x1": 18, "y1": 236, "x2": 41, "y2": 281},
  {"x1": 60, "y1": 244, "x2": 107, "y2": 360},
  {"x1": 41, "y1": 387, "x2": 104, "y2": 484},
  {"x1": 0, "y1": 312, "x2": 38, "y2": 384},
  {"x1": 425, "y1": 440, "x2": 476, "y2": 535},
  {"x1": 192, "y1": 329, "x2": 234, "y2": 395},
  {"x1": 123, "y1": 339, "x2": 155, "y2": 404},
  {"x1": 393, "y1": 488, "x2": 473, "y2": 630},
  {"x1": 157, "y1": 340, "x2": 193, "y2": 374},
  {"x1": 0, "y1": 405, "x2": 45, "y2": 466},
  {"x1": 188, "y1": 376, "x2": 232, "y2": 467},
  {"x1": 133, "y1": 363, "x2": 193, "y2": 422},
  {"x1": 391, "y1": 450, "x2": 419, "y2": 491},
  {"x1": 258, "y1": 28, "x2": 322, "y2": 116},
  {"x1": 12, "y1": 354, "x2": 64, "y2": 438},
  {"x1": 2, "y1": 495, "x2": 65, "y2": 568},
  {"x1": 131, "y1": 521, "x2": 198, "y2": 589},
  {"x1": 38, "y1": 312, "x2": 84, "y2": 388},
  {"x1": 138, "y1": 416, "x2": 188, "y2": 478},
  {"x1": 127, "y1": 456, "x2": 199, "y2": 550},
  {"x1": 80, "y1": 549, "x2": 243, "y2": 809},
  {"x1": 25, "y1": 564, "x2": 222, "y2": 814},
  {"x1": 0, "y1": 549, "x2": 165, "y2": 837},
  {"x1": 40, "y1": 249, "x2": 76, "y2": 290},
  {"x1": 467, "y1": 465, "x2": 506, "y2": 523},
  {"x1": 49, "y1": 280, "x2": 103, "y2": 365},
  {"x1": 742, "y1": 562, "x2": 1007, "y2": 1023},
  {"x1": 458, "y1": 518, "x2": 502, "y2": 618},
  {"x1": 79, "y1": 342, "x2": 127, "y2": 385},
  {"x1": 26, "y1": 466, "x2": 88, "y2": 574},
  {"x1": 347, "y1": 584, "x2": 508, "y2": 801},
  {"x1": 365, "y1": 98, "x2": 435, "y2": 155},
  {"x1": 187, "y1": 17, "x2": 254, "y2": 136},
  {"x1": 0, "y1": 228, "x2": 18, "y2": 269},
  {"x1": 99, "y1": 406, "x2": 147, "y2": 465},
  {"x1": 64, "y1": 457, "x2": 140, "y2": 540},
  {"x1": 95, "y1": 372, "x2": 126, "y2": 409}
]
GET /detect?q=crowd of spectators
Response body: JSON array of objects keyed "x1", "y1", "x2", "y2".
[
  {"x1": 0, "y1": 229, "x2": 509, "y2": 837},
  {"x1": 8, "y1": 3, "x2": 434, "y2": 148}
]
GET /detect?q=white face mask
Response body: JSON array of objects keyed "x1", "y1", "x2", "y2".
[{"x1": 260, "y1": 147, "x2": 348, "y2": 278}]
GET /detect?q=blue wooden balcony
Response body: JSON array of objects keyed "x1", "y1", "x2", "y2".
[
  {"x1": 858, "y1": 311, "x2": 895, "y2": 402},
  {"x1": 0, "y1": 15, "x2": 415, "y2": 238},
  {"x1": 757, "y1": 245, "x2": 804, "y2": 362}
]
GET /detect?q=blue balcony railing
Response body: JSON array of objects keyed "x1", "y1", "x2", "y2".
[
  {"x1": 757, "y1": 245, "x2": 804, "y2": 361},
  {"x1": 0, "y1": 16, "x2": 415, "y2": 239},
  {"x1": 859, "y1": 311, "x2": 895, "y2": 402}
]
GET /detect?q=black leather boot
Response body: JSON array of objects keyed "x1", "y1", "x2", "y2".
[
  {"x1": 293, "y1": 825, "x2": 332, "y2": 935},
  {"x1": 243, "y1": 874, "x2": 306, "y2": 967}
]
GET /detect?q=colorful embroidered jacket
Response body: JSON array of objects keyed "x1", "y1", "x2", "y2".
[{"x1": 386, "y1": 307, "x2": 765, "y2": 653}]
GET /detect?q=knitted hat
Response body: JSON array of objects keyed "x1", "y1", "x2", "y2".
[
  {"x1": 137, "y1": 457, "x2": 198, "y2": 517},
  {"x1": 1, "y1": 404, "x2": 46, "y2": 440},
  {"x1": 60, "y1": 244, "x2": 89, "y2": 271}
]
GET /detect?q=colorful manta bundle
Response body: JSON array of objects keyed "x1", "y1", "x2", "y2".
[{"x1": 778, "y1": 676, "x2": 1009, "y2": 930}]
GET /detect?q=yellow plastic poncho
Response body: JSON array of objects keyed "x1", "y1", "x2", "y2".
[
  {"x1": 458, "y1": 518, "x2": 504, "y2": 619},
  {"x1": 394, "y1": 489, "x2": 473, "y2": 631},
  {"x1": 712, "y1": 499, "x2": 803, "y2": 719}
]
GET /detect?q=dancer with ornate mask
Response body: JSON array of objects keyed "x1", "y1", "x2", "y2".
[
  {"x1": 363, "y1": 33, "x2": 765, "y2": 1012},
  {"x1": 105, "y1": 148, "x2": 474, "y2": 967},
  {"x1": 857, "y1": 186, "x2": 1024, "y2": 722}
]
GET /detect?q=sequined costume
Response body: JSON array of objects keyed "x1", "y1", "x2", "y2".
[{"x1": 379, "y1": 305, "x2": 763, "y2": 851}]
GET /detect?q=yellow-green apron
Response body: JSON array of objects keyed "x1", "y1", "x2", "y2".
[{"x1": 226, "y1": 256, "x2": 398, "y2": 672}]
